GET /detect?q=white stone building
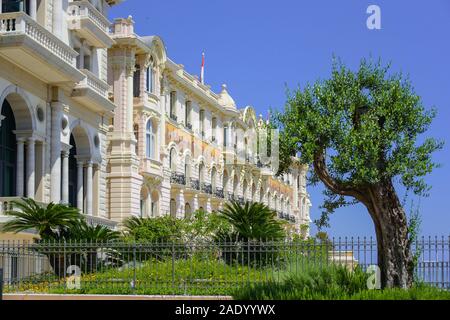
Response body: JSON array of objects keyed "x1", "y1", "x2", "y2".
[{"x1": 0, "y1": 1, "x2": 311, "y2": 239}]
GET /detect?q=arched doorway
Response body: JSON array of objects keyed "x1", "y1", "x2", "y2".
[
  {"x1": 68, "y1": 134, "x2": 78, "y2": 208},
  {"x1": 151, "y1": 190, "x2": 159, "y2": 217},
  {"x1": 67, "y1": 126, "x2": 92, "y2": 213},
  {"x1": 0, "y1": 100, "x2": 16, "y2": 197},
  {"x1": 140, "y1": 186, "x2": 150, "y2": 218},
  {"x1": 170, "y1": 198, "x2": 177, "y2": 217},
  {"x1": 185, "y1": 202, "x2": 192, "y2": 219}
]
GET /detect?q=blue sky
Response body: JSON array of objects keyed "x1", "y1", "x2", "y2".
[{"x1": 110, "y1": 1, "x2": 450, "y2": 237}]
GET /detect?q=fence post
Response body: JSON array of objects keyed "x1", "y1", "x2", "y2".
[
  {"x1": 0, "y1": 268, "x2": 3, "y2": 301},
  {"x1": 132, "y1": 243, "x2": 137, "y2": 293},
  {"x1": 171, "y1": 241, "x2": 175, "y2": 292}
]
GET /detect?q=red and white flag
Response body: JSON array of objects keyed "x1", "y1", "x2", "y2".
[{"x1": 200, "y1": 52, "x2": 205, "y2": 84}]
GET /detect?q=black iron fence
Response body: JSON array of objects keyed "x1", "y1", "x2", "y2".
[{"x1": 0, "y1": 236, "x2": 448, "y2": 296}]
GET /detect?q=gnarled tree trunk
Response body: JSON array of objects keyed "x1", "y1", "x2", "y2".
[
  {"x1": 366, "y1": 182, "x2": 414, "y2": 289},
  {"x1": 313, "y1": 151, "x2": 414, "y2": 289}
]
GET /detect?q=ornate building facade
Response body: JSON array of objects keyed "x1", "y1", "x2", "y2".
[{"x1": 0, "y1": 0, "x2": 311, "y2": 239}]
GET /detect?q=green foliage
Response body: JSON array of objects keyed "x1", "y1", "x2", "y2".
[
  {"x1": 1, "y1": 198, "x2": 81, "y2": 240},
  {"x1": 58, "y1": 219, "x2": 121, "y2": 242},
  {"x1": 2, "y1": 198, "x2": 120, "y2": 243},
  {"x1": 8, "y1": 256, "x2": 266, "y2": 296},
  {"x1": 123, "y1": 211, "x2": 232, "y2": 243},
  {"x1": 273, "y1": 58, "x2": 444, "y2": 225},
  {"x1": 218, "y1": 201, "x2": 286, "y2": 241},
  {"x1": 123, "y1": 215, "x2": 186, "y2": 242},
  {"x1": 183, "y1": 210, "x2": 233, "y2": 242}
]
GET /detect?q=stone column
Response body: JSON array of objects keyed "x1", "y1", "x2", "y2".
[
  {"x1": 50, "y1": 102, "x2": 62, "y2": 203},
  {"x1": 29, "y1": 0, "x2": 37, "y2": 20},
  {"x1": 86, "y1": 161, "x2": 93, "y2": 215},
  {"x1": 61, "y1": 150, "x2": 69, "y2": 204},
  {"x1": 126, "y1": 61, "x2": 135, "y2": 133},
  {"x1": 16, "y1": 138, "x2": 25, "y2": 197},
  {"x1": 0, "y1": 1, "x2": 3, "y2": 14},
  {"x1": 26, "y1": 138, "x2": 35, "y2": 199},
  {"x1": 79, "y1": 43, "x2": 85, "y2": 69},
  {"x1": 52, "y1": 0, "x2": 63, "y2": 39},
  {"x1": 77, "y1": 161, "x2": 84, "y2": 212}
]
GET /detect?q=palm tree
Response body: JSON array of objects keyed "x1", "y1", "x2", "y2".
[
  {"x1": 2, "y1": 198, "x2": 120, "y2": 276},
  {"x1": 61, "y1": 219, "x2": 120, "y2": 242},
  {"x1": 219, "y1": 201, "x2": 286, "y2": 241},
  {"x1": 1, "y1": 198, "x2": 81, "y2": 240},
  {"x1": 218, "y1": 201, "x2": 286, "y2": 267}
]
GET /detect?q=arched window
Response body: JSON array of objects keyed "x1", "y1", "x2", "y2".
[
  {"x1": 146, "y1": 120, "x2": 155, "y2": 159},
  {"x1": 199, "y1": 110, "x2": 205, "y2": 138},
  {"x1": 185, "y1": 203, "x2": 192, "y2": 219},
  {"x1": 169, "y1": 148, "x2": 177, "y2": 171},
  {"x1": 146, "y1": 57, "x2": 155, "y2": 93}
]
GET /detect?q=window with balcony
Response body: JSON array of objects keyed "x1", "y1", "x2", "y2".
[
  {"x1": 2, "y1": 0, "x2": 30, "y2": 14},
  {"x1": 146, "y1": 120, "x2": 156, "y2": 159},
  {"x1": 133, "y1": 64, "x2": 141, "y2": 97},
  {"x1": 199, "y1": 109, "x2": 205, "y2": 138},
  {"x1": 223, "y1": 125, "x2": 228, "y2": 147},
  {"x1": 169, "y1": 91, "x2": 177, "y2": 121},
  {"x1": 185, "y1": 101, "x2": 192, "y2": 129},
  {"x1": 211, "y1": 167, "x2": 217, "y2": 193}
]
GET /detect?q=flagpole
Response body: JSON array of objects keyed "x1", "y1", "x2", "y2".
[{"x1": 200, "y1": 52, "x2": 205, "y2": 84}]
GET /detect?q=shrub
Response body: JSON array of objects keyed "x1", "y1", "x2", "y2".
[
  {"x1": 234, "y1": 264, "x2": 450, "y2": 300},
  {"x1": 123, "y1": 216, "x2": 186, "y2": 243}
]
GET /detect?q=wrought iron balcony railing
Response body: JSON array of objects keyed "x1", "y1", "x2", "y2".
[
  {"x1": 190, "y1": 179, "x2": 200, "y2": 191},
  {"x1": 170, "y1": 172, "x2": 186, "y2": 185},
  {"x1": 201, "y1": 183, "x2": 212, "y2": 195},
  {"x1": 215, "y1": 188, "x2": 224, "y2": 199}
]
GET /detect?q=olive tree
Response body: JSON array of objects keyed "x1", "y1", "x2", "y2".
[{"x1": 274, "y1": 59, "x2": 443, "y2": 288}]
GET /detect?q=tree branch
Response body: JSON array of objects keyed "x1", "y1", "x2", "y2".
[{"x1": 313, "y1": 149, "x2": 369, "y2": 203}]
